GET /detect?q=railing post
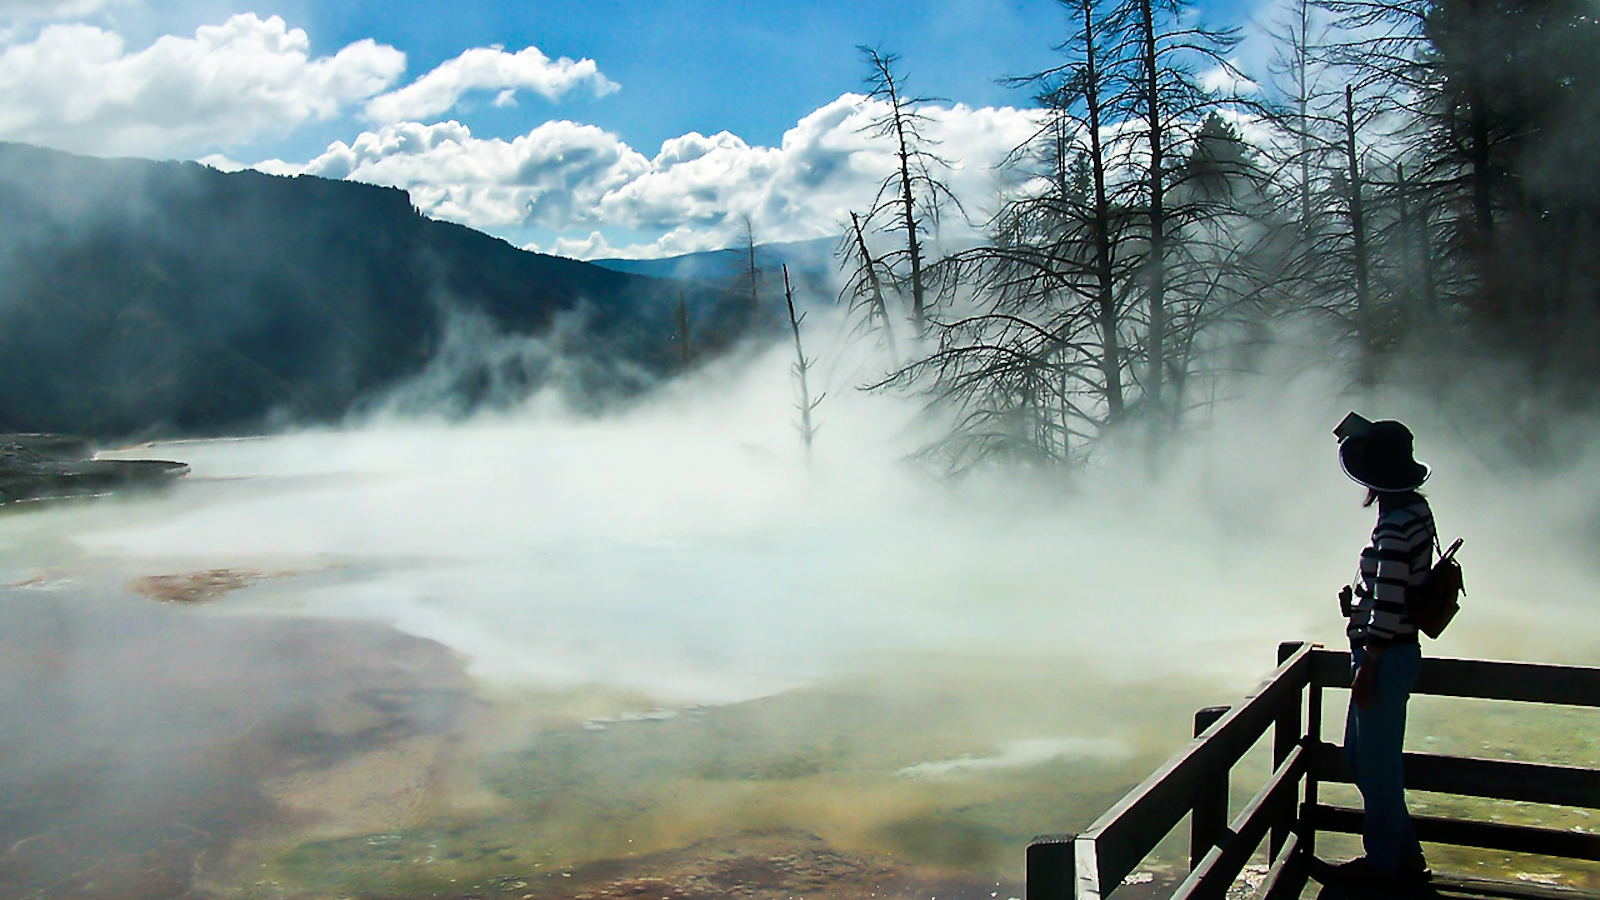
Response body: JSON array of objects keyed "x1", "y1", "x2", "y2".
[
  {"x1": 1190, "y1": 705, "x2": 1230, "y2": 870},
  {"x1": 1272, "y1": 642, "x2": 1306, "y2": 859},
  {"x1": 1303, "y1": 649, "x2": 1323, "y2": 860},
  {"x1": 1027, "y1": 833, "x2": 1077, "y2": 900}
]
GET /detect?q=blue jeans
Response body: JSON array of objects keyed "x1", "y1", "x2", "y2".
[{"x1": 1343, "y1": 642, "x2": 1423, "y2": 873}]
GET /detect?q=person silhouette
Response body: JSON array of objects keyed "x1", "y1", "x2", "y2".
[{"x1": 1331, "y1": 415, "x2": 1434, "y2": 883}]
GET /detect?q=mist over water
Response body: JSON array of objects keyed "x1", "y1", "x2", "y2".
[
  {"x1": 4, "y1": 335, "x2": 1600, "y2": 897},
  {"x1": 53, "y1": 346, "x2": 1335, "y2": 696}
]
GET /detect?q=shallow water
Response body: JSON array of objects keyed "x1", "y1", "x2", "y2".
[
  {"x1": 0, "y1": 574, "x2": 1212, "y2": 898},
  {"x1": 3, "y1": 372, "x2": 1599, "y2": 898}
]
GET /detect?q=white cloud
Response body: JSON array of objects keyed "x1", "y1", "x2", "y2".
[
  {"x1": 530, "y1": 225, "x2": 729, "y2": 261},
  {"x1": 263, "y1": 118, "x2": 651, "y2": 230},
  {"x1": 644, "y1": 225, "x2": 734, "y2": 257},
  {"x1": 1199, "y1": 59, "x2": 1260, "y2": 96},
  {"x1": 0, "y1": 13, "x2": 405, "y2": 156},
  {"x1": 587, "y1": 96, "x2": 1041, "y2": 252},
  {"x1": 195, "y1": 152, "x2": 245, "y2": 172},
  {"x1": 651, "y1": 130, "x2": 749, "y2": 169},
  {"x1": 532, "y1": 231, "x2": 624, "y2": 260},
  {"x1": 601, "y1": 129, "x2": 781, "y2": 230},
  {"x1": 233, "y1": 92, "x2": 1046, "y2": 258},
  {"x1": 363, "y1": 45, "x2": 618, "y2": 124}
]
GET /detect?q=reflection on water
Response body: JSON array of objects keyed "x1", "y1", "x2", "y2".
[
  {"x1": 0, "y1": 574, "x2": 1211, "y2": 899},
  {"x1": 0, "y1": 586, "x2": 473, "y2": 899}
]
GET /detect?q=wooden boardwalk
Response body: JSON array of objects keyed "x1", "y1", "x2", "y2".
[
  {"x1": 1026, "y1": 643, "x2": 1600, "y2": 900},
  {"x1": 1309, "y1": 872, "x2": 1600, "y2": 899}
]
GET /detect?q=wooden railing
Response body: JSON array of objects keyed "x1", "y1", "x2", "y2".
[{"x1": 1026, "y1": 642, "x2": 1600, "y2": 900}]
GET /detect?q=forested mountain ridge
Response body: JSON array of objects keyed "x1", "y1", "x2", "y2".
[
  {"x1": 590, "y1": 237, "x2": 837, "y2": 283},
  {"x1": 0, "y1": 143, "x2": 739, "y2": 440}
]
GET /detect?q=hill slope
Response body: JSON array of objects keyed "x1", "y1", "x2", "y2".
[
  {"x1": 0, "y1": 143, "x2": 739, "y2": 439},
  {"x1": 589, "y1": 237, "x2": 838, "y2": 284}
]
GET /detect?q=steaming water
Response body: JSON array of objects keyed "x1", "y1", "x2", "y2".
[{"x1": 3, "y1": 347, "x2": 1599, "y2": 898}]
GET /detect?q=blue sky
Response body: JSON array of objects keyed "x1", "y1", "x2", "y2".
[
  {"x1": 257, "y1": 0, "x2": 1078, "y2": 153},
  {"x1": 0, "y1": 0, "x2": 1268, "y2": 258}
]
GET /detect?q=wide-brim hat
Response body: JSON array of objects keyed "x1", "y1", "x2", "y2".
[{"x1": 1339, "y1": 419, "x2": 1431, "y2": 491}]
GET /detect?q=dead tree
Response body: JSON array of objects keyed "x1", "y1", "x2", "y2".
[
  {"x1": 1100, "y1": 0, "x2": 1244, "y2": 451},
  {"x1": 856, "y1": 46, "x2": 964, "y2": 337},
  {"x1": 784, "y1": 265, "x2": 822, "y2": 459},
  {"x1": 869, "y1": 0, "x2": 1257, "y2": 475},
  {"x1": 1001, "y1": 0, "x2": 1131, "y2": 425},
  {"x1": 1261, "y1": 0, "x2": 1343, "y2": 236},
  {"x1": 837, "y1": 210, "x2": 900, "y2": 364},
  {"x1": 741, "y1": 216, "x2": 762, "y2": 334}
]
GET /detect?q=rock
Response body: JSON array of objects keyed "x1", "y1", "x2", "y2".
[{"x1": 0, "y1": 433, "x2": 187, "y2": 504}]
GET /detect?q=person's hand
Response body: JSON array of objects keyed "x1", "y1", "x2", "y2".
[
  {"x1": 1351, "y1": 657, "x2": 1377, "y2": 709},
  {"x1": 1339, "y1": 585, "x2": 1353, "y2": 617}
]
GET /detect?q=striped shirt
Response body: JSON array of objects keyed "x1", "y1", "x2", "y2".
[{"x1": 1348, "y1": 493, "x2": 1435, "y2": 647}]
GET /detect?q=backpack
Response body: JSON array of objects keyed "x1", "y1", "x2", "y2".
[{"x1": 1409, "y1": 537, "x2": 1465, "y2": 639}]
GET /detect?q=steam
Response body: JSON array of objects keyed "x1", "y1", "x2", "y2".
[
  {"x1": 364, "y1": 304, "x2": 658, "y2": 419},
  {"x1": 6, "y1": 317, "x2": 1600, "y2": 898},
  {"x1": 33, "y1": 325, "x2": 1598, "y2": 712}
]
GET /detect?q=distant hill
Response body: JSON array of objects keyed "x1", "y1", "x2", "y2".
[
  {"x1": 0, "y1": 143, "x2": 746, "y2": 440},
  {"x1": 588, "y1": 236, "x2": 839, "y2": 285},
  {"x1": 587, "y1": 237, "x2": 846, "y2": 343}
]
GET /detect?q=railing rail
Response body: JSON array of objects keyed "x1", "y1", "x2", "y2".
[
  {"x1": 1027, "y1": 643, "x2": 1600, "y2": 900},
  {"x1": 1309, "y1": 651, "x2": 1600, "y2": 706},
  {"x1": 1170, "y1": 743, "x2": 1306, "y2": 900}
]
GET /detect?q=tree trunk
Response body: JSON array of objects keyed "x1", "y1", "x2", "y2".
[
  {"x1": 893, "y1": 111, "x2": 927, "y2": 335},
  {"x1": 1295, "y1": 0, "x2": 1313, "y2": 234},
  {"x1": 1344, "y1": 86, "x2": 1374, "y2": 386},
  {"x1": 1464, "y1": 0, "x2": 1496, "y2": 242},
  {"x1": 1081, "y1": 0, "x2": 1125, "y2": 422},
  {"x1": 1139, "y1": 0, "x2": 1168, "y2": 418},
  {"x1": 850, "y1": 211, "x2": 898, "y2": 363},
  {"x1": 1395, "y1": 163, "x2": 1437, "y2": 320},
  {"x1": 743, "y1": 218, "x2": 761, "y2": 334},
  {"x1": 783, "y1": 266, "x2": 818, "y2": 460}
]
